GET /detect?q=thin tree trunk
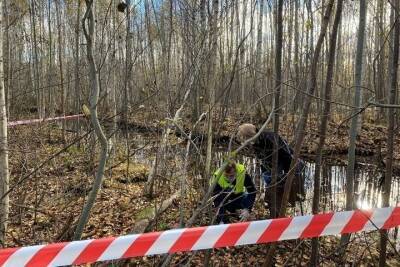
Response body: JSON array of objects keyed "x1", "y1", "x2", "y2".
[
  {"x1": 74, "y1": 0, "x2": 109, "y2": 240},
  {"x1": 0, "y1": 0, "x2": 9, "y2": 245},
  {"x1": 3, "y1": 0, "x2": 9, "y2": 117},
  {"x1": 55, "y1": 1, "x2": 65, "y2": 142},
  {"x1": 123, "y1": 0, "x2": 131, "y2": 124},
  {"x1": 253, "y1": 0, "x2": 264, "y2": 99},
  {"x1": 144, "y1": 0, "x2": 158, "y2": 94},
  {"x1": 124, "y1": 0, "x2": 132, "y2": 185},
  {"x1": 375, "y1": 0, "x2": 385, "y2": 119},
  {"x1": 310, "y1": 0, "x2": 343, "y2": 265},
  {"x1": 263, "y1": 1, "x2": 335, "y2": 265},
  {"x1": 239, "y1": 0, "x2": 247, "y2": 109},
  {"x1": 30, "y1": 0, "x2": 43, "y2": 118},
  {"x1": 270, "y1": 0, "x2": 283, "y2": 219},
  {"x1": 204, "y1": 0, "x2": 219, "y2": 183},
  {"x1": 74, "y1": 1, "x2": 81, "y2": 138},
  {"x1": 379, "y1": 1, "x2": 399, "y2": 266},
  {"x1": 339, "y1": 0, "x2": 367, "y2": 258},
  {"x1": 293, "y1": 0, "x2": 300, "y2": 112},
  {"x1": 47, "y1": 0, "x2": 55, "y2": 118}
]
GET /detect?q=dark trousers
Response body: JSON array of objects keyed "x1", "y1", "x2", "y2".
[
  {"x1": 262, "y1": 161, "x2": 306, "y2": 216},
  {"x1": 216, "y1": 193, "x2": 253, "y2": 223}
]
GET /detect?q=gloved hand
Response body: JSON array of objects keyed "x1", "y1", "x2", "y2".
[{"x1": 239, "y1": 208, "x2": 250, "y2": 222}]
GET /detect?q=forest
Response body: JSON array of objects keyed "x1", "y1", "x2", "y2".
[{"x1": 0, "y1": 0, "x2": 399, "y2": 266}]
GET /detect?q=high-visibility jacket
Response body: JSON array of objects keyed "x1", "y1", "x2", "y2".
[{"x1": 213, "y1": 164, "x2": 246, "y2": 194}]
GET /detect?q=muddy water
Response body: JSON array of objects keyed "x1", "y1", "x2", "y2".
[
  {"x1": 214, "y1": 152, "x2": 400, "y2": 214},
  {"x1": 304, "y1": 162, "x2": 400, "y2": 211},
  {"x1": 127, "y1": 133, "x2": 400, "y2": 212}
]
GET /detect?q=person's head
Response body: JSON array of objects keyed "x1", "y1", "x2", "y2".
[
  {"x1": 224, "y1": 162, "x2": 237, "y2": 181},
  {"x1": 237, "y1": 123, "x2": 257, "y2": 144}
]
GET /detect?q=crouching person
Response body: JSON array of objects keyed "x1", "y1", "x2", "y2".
[{"x1": 212, "y1": 162, "x2": 256, "y2": 224}]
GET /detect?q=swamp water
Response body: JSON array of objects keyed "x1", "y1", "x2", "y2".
[
  {"x1": 126, "y1": 132, "x2": 400, "y2": 213},
  {"x1": 214, "y1": 152, "x2": 400, "y2": 214}
]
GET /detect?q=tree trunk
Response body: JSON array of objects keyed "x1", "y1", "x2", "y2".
[
  {"x1": 339, "y1": 0, "x2": 367, "y2": 257},
  {"x1": 144, "y1": 0, "x2": 158, "y2": 96},
  {"x1": 30, "y1": 0, "x2": 43, "y2": 119},
  {"x1": 310, "y1": 0, "x2": 343, "y2": 265},
  {"x1": 55, "y1": 0, "x2": 65, "y2": 142},
  {"x1": 74, "y1": 1, "x2": 82, "y2": 138},
  {"x1": 293, "y1": 0, "x2": 300, "y2": 112},
  {"x1": 0, "y1": 0, "x2": 9, "y2": 245},
  {"x1": 379, "y1": 1, "x2": 399, "y2": 266},
  {"x1": 263, "y1": 1, "x2": 335, "y2": 265},
  {"x1": 253, "y1": 0, "x2": 264, "y2": 102},
  {"x1": 47, "y1": 0, "x2": 55, "y2": 118},
  {"x1": 375, "y1": 0, "x2": 385, "y2": 119},
  {"x1": 123, "y1": 0, "x2": 132, "y2": 125},
  {"x1": 239, "y1": 0, "x2": 247, "y2": 109},
  {"x1": 3, "y1": 0, "x2": 9, "y2": 117},
  {"x1": 204, "y1": 0, "x2": 219, "y2": 183},
  {"x1": 74, "y1": 0, "x2": 109, "y2": 240},
  {"x1": 270, "y1": 0, "x2": 283, "y2": 219}
]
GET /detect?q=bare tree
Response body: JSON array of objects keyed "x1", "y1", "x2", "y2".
[
  {"x1": 55, "y1": 0, "x2": 65, "y2": 141},
  {"x1": 30, "y1": 0, "x2": 43, "y2": 118},
  {"x1": 204, "y1": 0, "x2": 219, "y2": 181},
  {"x1": 339, "y1": 0, "x2": 367, "y2": 257},
  {"x1": 270, "y1": 0, "x2": 283, "y2": 219},
  {"x1": 379, "y1": 1, "x2": 399, "y2": 266},
  {"x1": 263, "y1": 1, "x2": 335, "y2": 265},
  {"x1": 0, "y1": 0, "x2": 9, "y2": 246},
  {"x1": 74, "y1": 1, "x2": 82, "y2": 137},
  {"x1": 310, "y1": 0, "x2": 343, "y2": 265},
  {"x1": 74, "y1": 0, "x2": 109, "y2": 240}
]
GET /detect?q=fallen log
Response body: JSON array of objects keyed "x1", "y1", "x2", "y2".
[{"x1": 132, "y1": 190, "x2": 181, "y2": 234}]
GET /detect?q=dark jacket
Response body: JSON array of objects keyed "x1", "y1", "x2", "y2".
[{"x1": 253, "y1": 130, "x2": 293, "y2": 173}]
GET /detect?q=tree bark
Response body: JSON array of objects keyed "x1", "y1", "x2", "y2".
[
  {"x1": 204, "y1": 0, "x2": 219, "y2": 183},
  {"x1": 74, "y1": 1, "x2": 82, "y2": 138},
  {"x1": 270, "y1": 0, "x2": 283, "y2": 219},
  {"x1": 339, "y1": 0, "x2": 367, "y2": 257},
  {"x1": 47, "y1": 0, "x2": 55, "y2": 118},
  {"x1": 30, "y1": 0, "x2": 43, "y2": 118},
  {"x1": 74, "y1": 0, "x2": 109, "y2": 240},
  {"x1": 55, "y1": 0, "x2": 66, "y2": 142},
  {"x1": 3, "y1": 0, "x2": 9, "y2": 117},
  {"x1": 0, "y1": 0, "x2": 9, "y2": 245},
  {"x1": 310, "y1": 0, "x2": 343, "y2": 265},
  {"x1": 263, "y1": 0, "x2": 335, "y2": 265},
  {"x1": 379, "y1": 1, "x2": 399, "y2": 266}
]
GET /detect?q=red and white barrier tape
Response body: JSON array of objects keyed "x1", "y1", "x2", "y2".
[
  {"x1": 7, "y1": 114, "x2": 84, "y2": 127},
  {"x1": 0, "y1": 206, "x2": 399, "y2": 267}
]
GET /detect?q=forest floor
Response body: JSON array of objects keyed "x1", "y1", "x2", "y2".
[{"x1": 4, "y1": 111, "x2": 400, "y2": 266}]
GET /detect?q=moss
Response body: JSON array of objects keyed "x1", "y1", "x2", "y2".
[{"x1": 135, "y1": 206, "x2": 155, "y2": 220}]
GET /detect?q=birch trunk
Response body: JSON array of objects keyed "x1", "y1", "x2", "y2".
[{"x1": 0, "y1": 0, "x2": 9, "y2": 244}]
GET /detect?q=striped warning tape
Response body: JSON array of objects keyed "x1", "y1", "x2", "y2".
[
  {"x1": 0, "y1": 206, "x2": 399, "y2": 267},
  {"x1": 7, "y1": 114, "x2": 84, "y2": 127}
]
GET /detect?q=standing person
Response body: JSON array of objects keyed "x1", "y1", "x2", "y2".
[
  {"x1": 236, "y1": 123, "x2": 305, "y2": 216},
  {"x1": 212, "y1": 162, "x2": 256, "y2": 223}
]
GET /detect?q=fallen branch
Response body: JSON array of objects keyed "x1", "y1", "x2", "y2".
[{"x1": 131, "y1": 190, "x2": 181, "y2": 234}]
